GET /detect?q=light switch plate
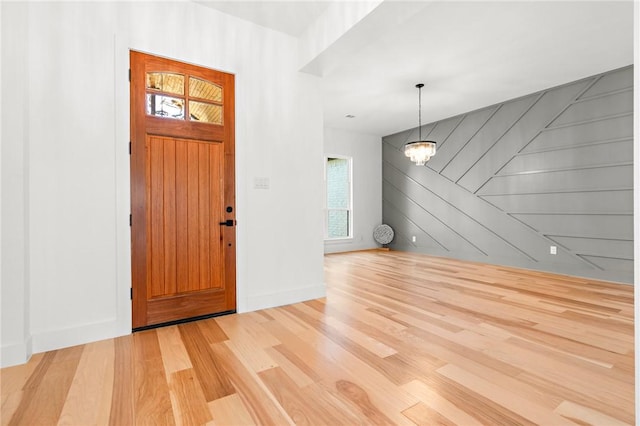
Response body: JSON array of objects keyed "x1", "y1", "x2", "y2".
[{"x1": 254, "y1": 177, "x2": 270, "y2": 189}]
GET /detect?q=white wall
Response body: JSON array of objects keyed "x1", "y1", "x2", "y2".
[
  {"x1": 1, "y1": 2, "x2": 32, "y2": 367},
  {"x1": 324, "y1": 127, "x2": 382, "y2": 254},
  {"x1": 1, "y1": 1, "x2": 325, "y2": 367}
]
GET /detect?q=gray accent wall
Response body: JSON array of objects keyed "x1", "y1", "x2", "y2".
[{"x1": 382, "y1": 66, "x2": 633, "y2": 284}]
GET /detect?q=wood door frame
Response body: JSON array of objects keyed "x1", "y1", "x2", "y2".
[{"x1": 130, "y1": 50, "x2": 236, "y2": 329}]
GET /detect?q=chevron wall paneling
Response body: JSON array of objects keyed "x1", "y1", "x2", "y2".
[{"x1": 382, "y1": 66, "x2": 633, "y2": 284}]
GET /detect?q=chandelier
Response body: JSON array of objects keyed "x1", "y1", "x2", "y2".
[{"x1": 404, "y1": 83, "x2": 437, "y2": 166}]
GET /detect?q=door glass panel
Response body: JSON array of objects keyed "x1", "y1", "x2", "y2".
[
  {"x1": 189, "y1": 77, "x2": 222, "y2": 103},
  {"x1": 189, "y1": 101, "x2": 222, "y2": 124},
  {"x1": 146, "y1": 94, "x2": 185, "y2": 119},
  {"x1": 146, "y1": 72, "x2": 185, "y2": 95}
]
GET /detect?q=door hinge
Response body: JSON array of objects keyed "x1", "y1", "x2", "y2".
[
  {"x1": 129, "y1": 214, "x2": 132, "y2": 227},
  {"x1": 130, "y1": 288, "x2": 133, "y2": 300},
  {"x1": 129, "y1": 141, "x2": 131, "y2": 155},
  {"x1": 128, "y1": 68, "x2": 131, "y2": 82}
]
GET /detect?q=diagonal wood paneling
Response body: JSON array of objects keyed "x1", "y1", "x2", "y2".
[
  {"x1": 547, "y1": 236, "x2": 633, "y2": 260},
  {"x1": 498, "y1": 140, "x2": 632, "y2": 175},
  {"x1": 422, "y1": 116, "x2": 463, "y2": 150},
  {"x1": 423, "y1": 107, "x2": 498, "y2": 173},
  {"x1": 511, "y1": 214, "x2": 633, "y2": 240},
  {"x1": 384, "y1": 144, "x2": 581, "y2": 265},
  {"x1": 522, "y1": 114, "x2": 633, "y2": 153},
  {"x1": 549, "y1": 90, "x2": 633, "y2": 127},
  {"x1": 382, "y1": 199, "x2": 450, "y2": 252},
  {"x1": 383, "y1": 177, "x2": 485, "y2": 256},
  {"x1": 577, "y1": 66, "x2": 634, "y2": 98},
  {"x1": 440, "y1": 95, "x2": 538, "y2": 183},
  {"x1": 382, "y1": 65, "x2": 634, "y2": 283},
  {"x1": 482, "y1": 190, "x2": 633, "y2": 215},
  {"x1": 458, "y1": 79, "x2": 591, "y2": 193},
  {"x1": 478, "y1": 165, "x2": 633, "y2": 195}
]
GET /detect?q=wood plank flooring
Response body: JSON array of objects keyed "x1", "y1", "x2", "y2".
[{"x1": 1, "y1": 250, "x2": 634, "y2": 425}]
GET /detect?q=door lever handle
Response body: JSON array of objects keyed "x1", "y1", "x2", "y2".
[{"x1": 219, "y1": 219, "x2": 235, "y2": 227}]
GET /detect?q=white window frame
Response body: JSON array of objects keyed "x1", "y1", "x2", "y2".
[{"x1": 324, "y1": 155, "x2": 353, "y2": 241}]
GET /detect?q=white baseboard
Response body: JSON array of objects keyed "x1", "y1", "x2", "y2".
[
  {"x1": 3, "y1": 285, "x2": 327, "y2": 367},
  {"x1": 245, "y1": 283, "x2": 326, "y2": 312},
  {"x1": 31, "y1": 318, "x2": 127, "y2": 355},
  {"x1": 324, "y1": 242, "x2": 378, "y2": 254},
  {"x1": 1, "y1": 336, "x2": 33, "y2": 368}
]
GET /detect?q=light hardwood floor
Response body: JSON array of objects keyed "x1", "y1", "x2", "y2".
[{"x1": 1, "y1": 250, "x2": 634, "y2": 425}]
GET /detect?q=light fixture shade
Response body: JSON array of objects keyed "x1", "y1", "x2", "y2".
[
  {"x1": 404, "y1": 83, "x2": 437, "y2": 165},
  {"x1": 404, "y1": 140, "x2": 437, "y2": 166}
]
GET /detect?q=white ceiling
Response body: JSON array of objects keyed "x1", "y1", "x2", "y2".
[
  {"x1": 198, "y1": 0, "x2": 634, "y2": 137},
  {"x1": 196, "y1": 1, "x2": 331, "y2": 36}
]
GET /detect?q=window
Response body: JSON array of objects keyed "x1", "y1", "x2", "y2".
[
  {"x1": 145, "y1": 72, "x2": 223, "y2": 124},
  {"x1": 325, "y1": 156, "x2": 352, "y2": 239}
]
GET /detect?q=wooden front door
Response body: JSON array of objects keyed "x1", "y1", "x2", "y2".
[{"x1": 130, "y1": 51, "x2": 236, "y2": 329}]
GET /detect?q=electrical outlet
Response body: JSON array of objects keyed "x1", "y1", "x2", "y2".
[
  {"x1": 412, "y1": 236, "x2": 417, "y2": 243},
  {"x1": 550, "y1": 245, "x2": 557, "y2": 255}
]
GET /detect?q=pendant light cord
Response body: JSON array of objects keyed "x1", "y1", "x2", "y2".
[
  {"x1": 418, "y1": 86, "x2": 421, "y2": 140},
  {"x1": 416, "y1": 83, "x2": 424, "y2": 141}
]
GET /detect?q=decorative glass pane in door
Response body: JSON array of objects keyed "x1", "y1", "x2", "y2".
[
  {"x1": 189, "y1": 77, "x2": 222, "y2": 102},
  {"x1": 146, "y1": 94, "x2": 185, "y2": 119},
  {"x1": 189, "y1": 101, "x2": 222, "y2": 124},
  {"x1": 146, "y1": 72, "x2": 185, "y2": 95}
]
